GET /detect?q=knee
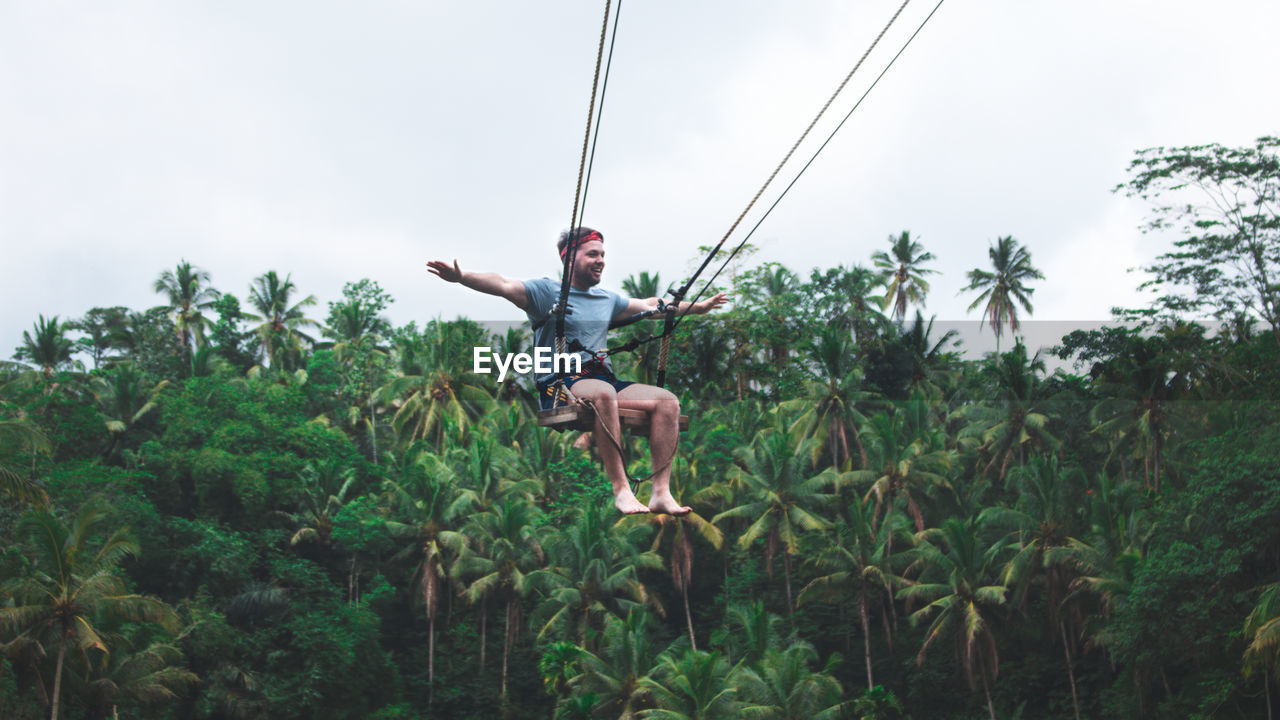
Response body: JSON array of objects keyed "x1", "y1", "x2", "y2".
[
  {"x1": 658, "y1": 390, "x2": 680, "y2": 415},
  {"x1": 592, "y1": 390, "x2": 618, "y2": 412}
]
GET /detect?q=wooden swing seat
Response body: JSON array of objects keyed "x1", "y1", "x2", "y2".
[{"x1": 537, "y1": 404, "x2": 690, "y2": 434}]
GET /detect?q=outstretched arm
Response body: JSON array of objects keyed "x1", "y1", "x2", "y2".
[
  {"x1": 427, "y1": 259, "x2": 528, "y2": 310},
  {"x1": 617, "y1": 292, "x2": 729, "y2": 320}
]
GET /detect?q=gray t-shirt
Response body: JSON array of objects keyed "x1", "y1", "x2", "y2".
[{"x1": 523, "y1": 276, "x2": 630, "y2": 383}]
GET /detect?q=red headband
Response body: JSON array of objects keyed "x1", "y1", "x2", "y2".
[{"x1": 559, "y1": 231, "x2": 603, "y2": 259}]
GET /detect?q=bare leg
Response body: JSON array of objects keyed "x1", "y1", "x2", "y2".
[
  {"x1": 565, "y1": 380, "x2": 649, "y2": 514},
  {"x1": 617, "y1": 384, "x2": 690, "y2": 515}
]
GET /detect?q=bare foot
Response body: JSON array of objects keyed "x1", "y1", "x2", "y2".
[
  {"x1": 647, "y1": 492, "x2": 691, "y2": 516},
  {"x1": 614, "y1": 488, "x2": 651, "y2": 515}
]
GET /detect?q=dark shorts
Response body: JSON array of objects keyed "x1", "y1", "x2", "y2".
[{"x1": 537, "y1": 361, "x2": 635, "y2": 411}]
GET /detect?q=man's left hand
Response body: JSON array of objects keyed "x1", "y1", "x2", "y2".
[{"x1": 695, "y1": 292, "x2": 730, "y2": 314}]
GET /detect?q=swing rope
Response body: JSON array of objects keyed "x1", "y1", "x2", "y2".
[
  {"x1": 612, "y1": 0, "x2": 947, "y2": 369},
  {"x1": 553, "y1": 0, "x2": 622, "y2": 408},
  {"x1": 669, "y1": 0, "x2": 949, "y2": 340}
]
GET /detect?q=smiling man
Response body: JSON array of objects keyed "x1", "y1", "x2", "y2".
[{"x1": 427, "y1": 226, "x2": 727, "y2": 515}]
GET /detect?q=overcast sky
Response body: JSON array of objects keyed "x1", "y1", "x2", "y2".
[{"x1": 3, "y1": 1, "x2": 1277, "y2": 362}]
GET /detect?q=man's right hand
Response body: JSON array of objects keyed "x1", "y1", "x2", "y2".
[{"x1": 427, "y1": 259, "x2": 463, "y2": 283}]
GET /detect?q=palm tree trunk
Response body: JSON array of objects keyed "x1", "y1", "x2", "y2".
[
  {"x1": 348, "y1": 556, "x2": 357, "y2": 604},
  {"x1": 906, "y1": 493, "x2": 926, "y2": 533},
  {"x1": 428, "y1": 615, "x2": 436, "y2": 706},
  {"x1": 502, "y1": 600, "x2": 513, "y2": 698},
  {"x1": 1061, "y1": 623, "x2": 1081, "y2": 720},
  {"x1": 860, "y1": 594, "x2": 874, "y2": 691},
  {"x1": 783, "y1": 552, "x2": 795, "y2": 619},
  {"x1": 1153, "y1": 428, "x2": 1161, "y2": 494},
  {"x1": 479, "y1": 600, "x2": 487, "y2": 672},
  {"x1": 881, "y1": 591, "x2": 896, "y2": 649},
  {"x1": 1265, "y1": 672, "x2": 1272, "y2": 720},
  {"x1": 682, "y1": 582, "x2": 698, "y2": 651},
  {"x1": 368, "y1": 391, "x2": 379, "y2": 464},
  {"x1": 981, "y1": 665, "x2": 997, "y2": 720},
  {"x1": 51, "y1": 635, "x2": 67, "y2": 720}
]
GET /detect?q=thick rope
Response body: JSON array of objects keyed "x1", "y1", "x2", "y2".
[
  {"x1": 679, "y1": 0, "x2": 913, "y2": 297},
  {"x1": 553, "y1": 0, "x2": 617, "y2": 408},
  {"x1": 610, "y1": 0, "x2": 920, "y2": 364},
  {"x1": 670, "y1": 0, "x2": 948, "y2": 337}
]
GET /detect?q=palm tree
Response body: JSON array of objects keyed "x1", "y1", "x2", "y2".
[
  {"x1": 1049, "y1": 473, "x2": 1150, "y2": 675},
  {"x1": 734, "y1": 641, "x2": 848, "y2": 720},
  {"x1": 898, "y1": 517, "x2": 1009, "y2": 720},
  {"x1": 0, "y1": 504, "x2": 180, "y2": 720},
  {"x1": 952, "y1": 342, "x2": 1061, "y2": 483},
  {"x1": 454, "y1": 496, "x2": 553, "y2": 698},
  {"x1": 896, "y1": 311, "x2": 959, "y2": 402},
  {"x1": 782, "y1": 325, "x2": 876, "y2": 471},
  {"x1": 1244, "y1": 582, "x2": 1280, "y2": 719},
  {"x1": 629, "y1": 501, "x2": 723, "y2": 651},
  {"x1": 574, "y1": 610, "x2": 663, "y2": 719},
  {"x1": 1089, "y1": 332, "x2": 1195, "y2": 493},
  {"x1": 852, "y1": 394, "x2": 953, "y2": 533},
  {"x1": 713, "y1": 427, "x2": 836, "y2": 615},
  {"x1": 712, "y1": 600, "x2": 786, "y2": 669},
  {"x1": 981, "y1": 457, "x2": 1088, "y2": 720},
  {"x1": 377, "y1": 321, "x2": 494, "y2": 449},
  {"x1": 383, "y1": 452, "x2": 465, "y2": 704},
  {"x1": 872, "y1": 231, "x2": 937, "y2": 322},
  {"x1": 246, "y1": 270, "x2": 318, "y2": 370},
  {"x1": 84, "y1": 636, "x2": 199, "y2": 719},
  {"x1": 537, "y1": 503, "x2": 664, "y2": 647},
  {"x1": 623, "y1": 271, "x2": 666, "y2": 301},
  {"x1": 0, "y1": 419, "x2": 51, "y2": 506},
  {"x1": 90, "y1": 362, "x2": 169, "y2": 459},
  {"x1": 15, "y1": 315, "x2": 75, "y2": 378},
  {"x1": 639, "y1": 648, "x2": 743, "y2": 720},
  {"x1": 447, "y1": 434, "x2": 540, "y2": 519},
  {"x1": 961, "y1": 236, "x2": 1044, "y2": 350},
  {"x1": 153, "y1": 260, "x2": 220, "y2": 350},
  {"x1": 798, "y1": 501, "x2": 908, "y2": 691},
  {"x1": 285, "y1": 458, "x2": 358, "y2": 549}
]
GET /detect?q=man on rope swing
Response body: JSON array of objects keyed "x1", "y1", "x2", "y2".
[{"x1": 427, "y1": 227, "x2": 727, "y2": 515}]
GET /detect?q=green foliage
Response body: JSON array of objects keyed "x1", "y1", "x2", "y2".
[
  {"x1": 6, "y1": 205, "x2": 1280, "y2": 718},
  {"x1": 1116, "y1": 136, "x2": 1280, "y2": 338}
]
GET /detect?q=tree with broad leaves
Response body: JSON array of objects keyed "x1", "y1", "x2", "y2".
[{"x1": 1115, "y1": 136, "x2": 1280, "y2": 344}]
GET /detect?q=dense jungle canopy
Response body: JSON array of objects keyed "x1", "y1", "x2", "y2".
[{"x1": 3, "y1": 138, "x2": 1280, "y2": 719}]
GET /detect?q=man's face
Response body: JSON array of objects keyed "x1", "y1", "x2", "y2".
[{"x1": 571, "y1": 240, "x2": 605, "y2": 287}]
